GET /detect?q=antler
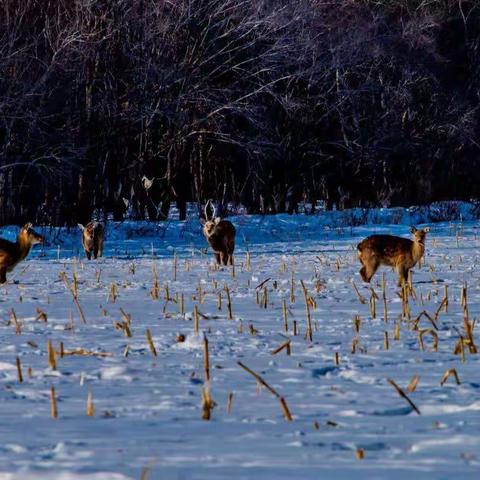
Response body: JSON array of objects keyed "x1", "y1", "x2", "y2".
[
  {"x1": 204, "y1": 199, "x2": 210, "y2": 220},
  {"x1": 204, "y1": 199, "x2": 218, "y2": 220}
]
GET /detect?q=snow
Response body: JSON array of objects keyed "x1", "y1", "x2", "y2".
[{"x1": 0, "y1": 208, "x2": 479, "y2": 479}]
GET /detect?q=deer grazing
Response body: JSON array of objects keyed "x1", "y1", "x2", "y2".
[
  {"x1": 78, "y1": 222, "x2": 105, "y2": 260},
  {"x1": 201, "y1": 199, "x2": 236, "y2": 265},
  {"x1": 357, "y1": 226, "x2": 430, "y2": 286},
  {"x1": 0, "y1": 223, "x2": 44, "y2": 283}
]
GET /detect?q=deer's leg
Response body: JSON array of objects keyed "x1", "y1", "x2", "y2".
[
  {"x1": 215, "y1": 253, "x2": 221, "y2": 265},
  {"x1": 86, "y1": 250, "x2": 92, "y2": 260},
  {"x1": 397, "y1": 266, "x2": 409, "y2": 286},
  {"x1": 228, "y1": 242, "x2": 235, "y2": 266},
  {"x1": 0, "y1": 268, "x2": 6, "y2": 284},
  {"x1": 221, "y1": 251, "x2": 229, "y2": 266}
]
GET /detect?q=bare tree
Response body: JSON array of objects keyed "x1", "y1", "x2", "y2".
[{"x1": 1, "y1": 0, "x2": 480, "y2": 224}]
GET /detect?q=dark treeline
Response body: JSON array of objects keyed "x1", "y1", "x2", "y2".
[{"x1": 1, "y1": 0, "x2": 480, "y2": 225}]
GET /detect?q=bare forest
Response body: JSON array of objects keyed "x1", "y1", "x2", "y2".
[{"x1": 1, "y1": 0, "x2": 479, "y2": 225}]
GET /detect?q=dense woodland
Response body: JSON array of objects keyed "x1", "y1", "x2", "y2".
[{"x1": 1, "y1": 0, "x2": 480, "y2": 225}]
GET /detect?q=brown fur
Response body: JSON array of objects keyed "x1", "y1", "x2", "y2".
[
  {"x1": 79, "y1": 222, "x2": 105, "y2": 260},
  {"x1": 0, "y1": 223, "x2": 44, "y2": 283},
  {"x1": 357, "y1": 226, "x2": 430, "y2": 286},
  {"x1": 202, "y1": 218, "x2": 236, "y2": 265}
]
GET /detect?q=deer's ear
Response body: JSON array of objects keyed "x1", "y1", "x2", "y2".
[
  {"x1": 214, "y1": 217, "x2": 221, "y2": 225},
  {"x1": 200, "y1": 218, "x2": 206, "y2": 225},
  {"x1": 410, "y1": 226, "x2": 417, "y2": 234},
  {"x1": 78, "y1": 223, "x2": 85, "y2": 231},
  {"x1": 22, "y1": 222, "x2": 32, "y2": 231},
  {"x1": 423, "y1": 227, "x2": 430, "y2": 233}
]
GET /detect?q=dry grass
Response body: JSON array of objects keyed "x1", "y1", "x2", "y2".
[
  {"x1": 351, "y1": 280, "x2": 367, "y2": 304},
  {"x1": 226, "y1": 392, "x2": 234, "y2": 414},
  {"x1": 50, "y1": 386, "x2": 58, "y2": 419},
  {"x1": 440, "y1": 368, "x2": 461, "y2": 386},
  {"x1": 203, "y1": 335, "x2": 210, "y2": 382},
  {"x1": 16, "y1": 356, "x2": 23, "y2": 383},
  {"x1": 238, "y1": 361, "x2": 293, "y2": 421},
  {"x1": 59, "y1": 271, "x2": 87, "y2": 323},
  {"x1": 271, "y1": 340, "x2": 291, "y2": 356},
  {"x1": 225, "y1": 285, "x2": 233, "y2": 320},
  {"x1": 86, "y1": 391, "x2": 95, "y2": 416},
  {"x1": 418, "y1": 328, "x2": 439, "y2": 352},
  {"x1": 47, "y1": 340, "x2": 57, "y2": 370},
  {"x1": 300, "y1": 280, "x2": 313, "y2": 342},
  {"x1": 406, "y1": 375, "x2": 420, "y2": 393},
  {"x1": 10, "y1": 309, "x2": 21, "y2": 335},
  {"x1": 387, "y1": 378, "x2": 421, "y2": 415},
  {"x1": 56, "y1": 347, "x2": 112, "y2": 357},
  {"x1": 201, "y1": 386, "x2": 215, "y2": 420},
  {"x1": 146, "y1": 329, "x2": 157, "y2": 357}
]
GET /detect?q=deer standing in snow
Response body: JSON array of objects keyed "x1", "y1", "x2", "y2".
[
  {"x1": 78, "y1": 222, "x2": 105, "y2": 260},
  {"x1": 0, "y1": 223, "x2": 44, "y2": 283},
  {"x1": 201, "y1": 200, "x2": 236, "y2": 266},
  {"x1": 357, "y1": 226, "x2": 430, "y2": 286}
]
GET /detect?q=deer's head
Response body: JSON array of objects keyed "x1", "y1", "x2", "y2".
[
  {"x1": 78, "y1": 223, "x2": 97, "y2": 244},
  {"x1": 19, "y1": 223, "x2": 44, "y2": 245},
  {"x1": 410, "y1": 226, "x2": 430, "y2": 244},
  {"x1": 201, "y1": 200, "x2": 221, "y2": 238}
]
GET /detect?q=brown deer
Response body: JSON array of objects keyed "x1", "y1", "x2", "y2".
[
  {"x1": 0, "y1": 223, "x2": 44, "y2": 283},
  {"x1": 201, "y1": 200, "x2": 236, "y2": 265},
  {"x1": 357, "y1": 226, "x2": 430, "y2": 286},
  {"x1": 78, "y1": 222, "x2": 105, "y2": 260}
]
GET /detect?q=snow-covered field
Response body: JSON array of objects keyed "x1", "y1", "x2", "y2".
[{"x1": 0, "y1": 214, "x2": 479, "y2": 480}]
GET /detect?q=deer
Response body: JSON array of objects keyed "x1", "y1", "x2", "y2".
[
  {"x1": 0, "y1": 223, "x2": 44, "y2": 283},
  {"x1": 357, "y1": 226, "x2": 430, "y2": 286},
  {"x1": 78, "y1": 222, "x2": 105, "y2": 260},
  {"x1": 200, "y1": 199, "x2": 236, "y2": 266}
]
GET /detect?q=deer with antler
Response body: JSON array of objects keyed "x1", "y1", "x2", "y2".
[
  {"x1": 357, "y1": 226, "x2": 430, "y2": 286},
  {"x1": 201, "y1": 200, "x2": 236, "y2": 266}
]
